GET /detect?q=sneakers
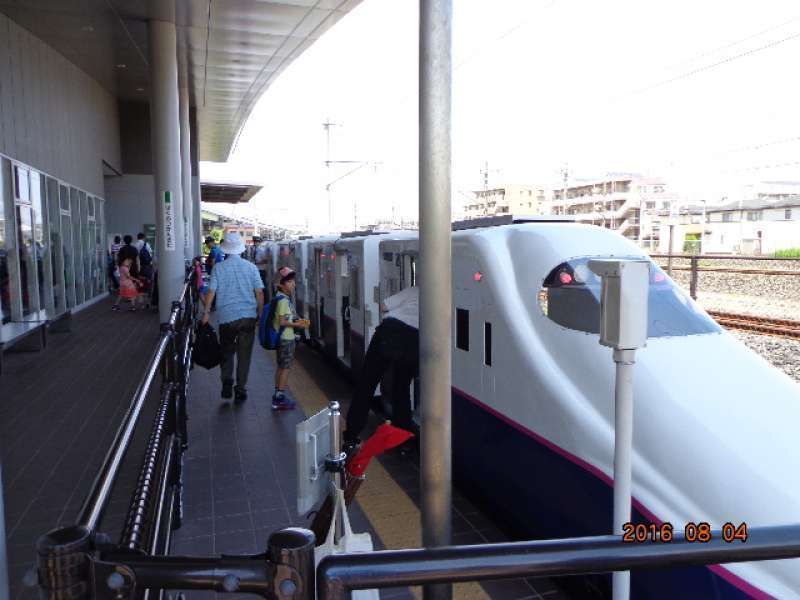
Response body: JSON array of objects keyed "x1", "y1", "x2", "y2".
[
  {"x1": 234, "y1": 386, "x2": 247, "y2": 403},
  {"x1": 271, "y1": 391, "x2": 296, "y2": 411},
  {"x1": 221, "y1": 380, "x2": 234, "y2": 399},
  {"x1": 111, "y1": 305, "x2": 120, "y2": 311}
]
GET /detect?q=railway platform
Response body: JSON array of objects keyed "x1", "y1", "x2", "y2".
[{"x1": 1, "y1": 297, "x2": 567, "y2": 600}]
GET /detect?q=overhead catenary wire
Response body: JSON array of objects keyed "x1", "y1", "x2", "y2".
[{"x1": 612, "y1": 28, "x2": 800, "y2": 102}]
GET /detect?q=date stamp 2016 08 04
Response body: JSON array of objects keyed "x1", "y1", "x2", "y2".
[{"x1": 621, "y1": 521, "x2": 749, "y2": 543}]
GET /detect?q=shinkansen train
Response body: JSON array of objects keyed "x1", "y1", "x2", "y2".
[{"x1": 287, "y1": 219, "x2": 800, "y2": 599}]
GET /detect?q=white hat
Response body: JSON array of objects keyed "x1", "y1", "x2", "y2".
[{"x1": 219, "y1": 231, "x2": 246, "y2": 255}]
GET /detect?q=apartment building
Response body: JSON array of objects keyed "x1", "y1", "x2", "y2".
[
  {"x1": 551, "y1": 174, "x2": 678, "y2": 242},
  {"x1": 463, "y1": 184, "x2": 549, "y2": 219}
]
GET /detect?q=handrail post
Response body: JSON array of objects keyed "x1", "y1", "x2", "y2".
[
  {"x1": 689, "y1": 256, "x2": 699, "y2": 300},
  {"x1": 269, "y1": 528, "x2": 316, "y2": 600},
  {"x1": 36, "y1": 525, "x2": 93, "y2": 600}
]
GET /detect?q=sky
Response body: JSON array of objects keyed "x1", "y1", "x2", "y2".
[{"x1": 201, "y1": 0, "x2": 800, "y2": 233}]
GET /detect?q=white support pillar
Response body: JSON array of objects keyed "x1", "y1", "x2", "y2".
[
  {"x1": 194, "y1": 174, "x2": 202, "y2": 251},
  {"x1": 148, "y1": 19, "x2": 185, "y2": 320},
  {"x1": 179, "y1": 68, "x2": 194, "y2": 261}
]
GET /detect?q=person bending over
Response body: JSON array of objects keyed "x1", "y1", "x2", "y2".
[{"x1": 343, "y1": 285, "x2": 419, "y2": 449}]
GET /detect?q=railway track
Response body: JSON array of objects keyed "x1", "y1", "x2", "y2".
[{"x1": 707, "y1": 310, "x2": 800, "y2": 339}]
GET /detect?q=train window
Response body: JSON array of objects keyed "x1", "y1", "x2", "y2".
[
  {"x1": 456, "y1": 308, "x2": 469, "y2": 351},
  {"x1": 484, "y1": 322, "x2": 492, "y2": 366},
  {"x1": 539, "y1": 256, "x2": 721, "y2": 338}
]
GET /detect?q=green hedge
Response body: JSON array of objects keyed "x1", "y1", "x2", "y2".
[{"x1": 773, "y1": 248, "x2": 800, "y2": 258}]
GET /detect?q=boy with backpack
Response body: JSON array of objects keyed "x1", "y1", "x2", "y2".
[
  {"x1": 259, "y1": 267, "x2": 309, "y2": 410},
  {"x1": 136, "y1": 232, "x2": 155, "y2": 282}
]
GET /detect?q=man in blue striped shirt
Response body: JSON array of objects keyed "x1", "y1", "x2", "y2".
[{"x1": 201, "y1": 232, "x2": 264, "y2": 402}]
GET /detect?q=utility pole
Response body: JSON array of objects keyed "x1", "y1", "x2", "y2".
[
  {"x1": 323, "y1": 119, "x2": 338, "y2": 228},
  {"x1": 323, "y1": 120, "x2": 381, "y2": 231},
  {"x1": 561, "y1": 163, "x2": 569, "y2": 216}
]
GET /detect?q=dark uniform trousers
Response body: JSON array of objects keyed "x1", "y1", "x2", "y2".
[{"x1": 345, "y1": 317, "x2": 419, "y2": 439}]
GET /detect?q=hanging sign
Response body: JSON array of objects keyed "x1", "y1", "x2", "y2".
[
  {"x1": 184, "y1": 217, "x2": 190, "y2": 249},
  {"x1": 163, "y1": 191, "x2": 175, "y2": 251}
]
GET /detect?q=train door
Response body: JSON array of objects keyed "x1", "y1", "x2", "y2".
[
  {"x1": 322, "y1": 247, "x2": 337, "y2": 352},
  {"x1": 452, "y1": 253, "x2": 482, "y2": 400},
  {"x1": 334, "y1": 249, "x2": 350, "y2": 364},
  {"x1": 310, "y1": 246, "x2": 323, "y2": 342},
  {"x1": 345, "y1": 243, "x2": 368, "y2": 372}
]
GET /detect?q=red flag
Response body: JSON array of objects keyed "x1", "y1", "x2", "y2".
[{"x1": 347, "y1": 423, "x2": 414, "y2": 477}]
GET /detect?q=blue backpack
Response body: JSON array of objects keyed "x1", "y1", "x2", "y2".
[
  {"x1": 139, "y1": 243, "x2": 153, "y2": 266},
  {"x1": 259, "y1": 293, "x2": 288, "y2": 349}
]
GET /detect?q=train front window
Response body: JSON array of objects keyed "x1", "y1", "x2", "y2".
[{"x1": 539, "y1": 256, "x2": 721, "y2": 338}]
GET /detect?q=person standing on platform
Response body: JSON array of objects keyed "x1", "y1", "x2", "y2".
[
  {"x1": 113, "y1": 256, "x2": 143, "y2": 312},
  {"x1": 205, "y1": 236, "x2": 225, "y2": 274},
  {"x1": 117, "y1": 235, "x2": 140, "y2": 277},
  {"x1": 343, "y1": 285, "x2": 420, "y2": 450},
  {"x1": 201, "y1": 232, "x2": 264, "y2": 402},
  {"x1": 253, "y1": 237, "x2": 269, "y2": 289},
  {"x1": 271, "y1": 267, "x2": 310, "y2": 410},
  {"x1": 108, "y1": 235, "x2": 122, "y2": 290}
]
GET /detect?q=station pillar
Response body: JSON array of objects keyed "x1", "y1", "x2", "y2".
[
  {"x1": 148, "y1": 19, "x2": 185, "y2": 320},
  {"x1": 179, "y1": 69, "x2": 194, "y2": 261}
]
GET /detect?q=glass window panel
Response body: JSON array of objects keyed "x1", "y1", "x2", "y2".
[
  {"x1": 81, "y1": 193, "x2": 94, "y2": 299},
  {"x1": 70, "y1": 188, "x2": 84, "y2": 305},
  {"x1": 60, "y1": 185, "x2": 75, "y2": 309},
  {"x1": 30, "y1": 173, "x2": 47, "y2": 311},
  {"x1": 16, "y1": 203, "x2": 37, "y2": 317},
  {"x1": 0, "y1": 180, "x2": 8, "y2": 324},
  {"x1": 46, "y1": 177, "x2": 64, "y2": 315},
  {"x1": 95, "y1": 199, "x2": 106, "y2": 294}
]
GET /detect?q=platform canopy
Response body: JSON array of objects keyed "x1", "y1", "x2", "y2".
[
  {"x1": 201, "y1": 181, "x2": 262, "y2": 204},
  {"x1": 0, "y1": 0, "x2": 361, "y2": 162}
]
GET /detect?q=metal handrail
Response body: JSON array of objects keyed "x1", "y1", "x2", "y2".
[
  {"x1": 119, "y1": 384, "x2": 175, "y2": 551},
  {"x1": 650, "y1": 253, "x2": 800, "y2": 261},
  {"x1": 317, "y1": 525, "x2": 800, "y2": 600},
  {"x1": 75, "y1": 280, "x2": 191, "y2": 532}
]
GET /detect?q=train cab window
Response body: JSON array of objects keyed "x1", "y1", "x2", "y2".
[
  {"x1": 456, "y1": 308, "x2": 469, "y2": 351},
  {"x1": 484, "y1": 322, "x2": 492, "y2": 366},
  {"x1": 539, "y1": 257, "x2": 721, "y2": 338}
]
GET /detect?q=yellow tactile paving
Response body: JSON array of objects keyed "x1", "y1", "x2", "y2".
[{"x1": 286, "y1": 351, "x2": 490, "y2": 600}]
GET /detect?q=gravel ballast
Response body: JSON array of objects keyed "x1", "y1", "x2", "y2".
[{"x1": 731, "y1": 331, "x2": 800, "y2": 383}]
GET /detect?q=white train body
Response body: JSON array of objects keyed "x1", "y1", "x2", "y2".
[
  {"x1": 299, "y1": 222, "x2": 800, "y2": 598},
  {"x1": 301, "y1": 232, "x2": 417, "y2": 372}
]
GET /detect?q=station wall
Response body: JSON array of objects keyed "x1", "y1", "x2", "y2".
[{"x1": 0, "y1": 12, "x2": 121, "y2": 197}]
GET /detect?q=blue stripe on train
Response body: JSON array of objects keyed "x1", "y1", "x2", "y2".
[{"x1": 451, "y1": 388, "x2": 762, "y2": 600}]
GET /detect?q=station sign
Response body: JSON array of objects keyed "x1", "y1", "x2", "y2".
[{"x1": 163, "y1": 191, "x2": 175, "y2": 251}]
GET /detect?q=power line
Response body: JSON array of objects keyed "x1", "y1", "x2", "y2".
[
  {"x1": 612, "y1": 29, "x2": 800, "y2": 102},
  {"x1": 664, "y1": 16, "x2": 800, "y2": 71}
]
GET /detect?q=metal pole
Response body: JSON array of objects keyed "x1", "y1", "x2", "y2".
[
  {"x1": 77, "y1": 329, "x2": 174, "y2": 531},
  {"x1": 612, "y1": 349, "x2": 635, "y2": 600},
  {"x1": 316, "y1": 524, "x2": 800, "y2": 600},
  {"x1": 179, "y1": 65, "x2": 194, "y2": 262},
  {"x1": 419, "y1": 0, "x2": 452, "y2": 599},
  {"x1": 667, "y1": 223, "x2": 675, "y2": 276},
  {"x1": 329, "y1": 401, "x2": 345, "y2": 543},
  {"x1": 689, "y1": 256, "x2": 699, "y2": 300},
  {"x1": 149, "y1": 19, "x2": 185, "y2": 321}
]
